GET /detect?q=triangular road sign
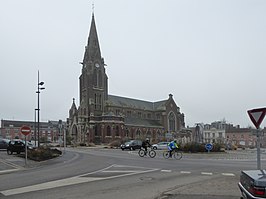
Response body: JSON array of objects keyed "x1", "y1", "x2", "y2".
[{"x1": 247, "y1": 108, "x2": 266, "y2": 129}]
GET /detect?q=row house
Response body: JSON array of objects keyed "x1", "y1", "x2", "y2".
[
  {"x1": 190, "y1": 121, "x2": 266, "y2": 149},
  {"x1": 0, "y1": 119, "x2": 66, "y2": 144}
]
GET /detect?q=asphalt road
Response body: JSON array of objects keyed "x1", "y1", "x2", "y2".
[{"x1": 0, "y1": 147, "x2": 264, "y2": 199}]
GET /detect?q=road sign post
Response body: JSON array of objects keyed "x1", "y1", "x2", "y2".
[
  {"x1": 247, "y1": 108, "x2": 266, "y2": 170},
  {"x1": 20, "y1": 126, "x2": 31, "y2": 166}
]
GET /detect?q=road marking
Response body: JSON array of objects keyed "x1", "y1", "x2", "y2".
[
  {"x1": 0, "y1": 164, "x2": 159, "y2": 196},
  {"x1": 101, "y1": 170, "x2": 141, "y2": 173},
  {"x1": 0, "y1": 168, "x2": 20, "y2": 175},
  {"x1": 180, "y1": 171, "x2": 191, "y2": 174},
  {"x1": 201, "y1": 172, "x2": 213, "y2": 175},
  {"x1": 222, "y1": 173, "x2": 235, "y2": 176},
  {"x1": 1, "y1": 176, "x2": 104, "y2": 196},
  {"x1": 161, "y1": 170, "x2": 172, "y2": 172}
]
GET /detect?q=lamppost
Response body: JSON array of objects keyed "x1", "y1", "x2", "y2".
[
  {"x1": 34, "y1": 108, "x2": 38, "y2": 147},
  {"x1": 36, "y1": 71, "x2": 45, "y2": 148}
]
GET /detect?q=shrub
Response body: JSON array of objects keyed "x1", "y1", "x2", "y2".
[
  {"x1": 27, "y1": 146, "x2": 62, "y2": 161},
  {"x1": 108, "y1": 140, "x2": 121, "y2": 148},
  {"x1": 181, "y1": 142, "x2": 223, "y2": 153}
]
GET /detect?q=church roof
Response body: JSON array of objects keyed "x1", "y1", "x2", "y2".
[
  {"x1": 107, "y1": 95, "x2": 167, "y2": 111},
  {"x1": 124, "y1": 117, "x2": 163, "y2": 128}
]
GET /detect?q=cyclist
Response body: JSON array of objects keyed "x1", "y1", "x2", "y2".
[
  {"x1": 168, "y1": 139, "x2": 179, "y2": 157},
  {"x1": 142, "y1": 138, "x2": 151, "y2": 154}
]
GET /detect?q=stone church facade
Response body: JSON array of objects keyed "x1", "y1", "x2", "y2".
[{"x1": 67, "y1": 13, "x2": 186, "y2": 145}]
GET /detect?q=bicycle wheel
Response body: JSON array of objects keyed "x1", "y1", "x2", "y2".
[
  {"x1": 163, "y1": 150, "x2": 170, "y2": 159},
  {"x1": 173, "y1": 151, "x2": 183, "y2": 160},
  {"x1": 148, "y1": 149, "x2": 156, "y2": 158},
  {"x1": 138, "y1": 149, "x2": 146, "y2": 157}
]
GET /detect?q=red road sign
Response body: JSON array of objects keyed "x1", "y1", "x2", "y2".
[
  {"x1": 247, "y1": 108, "x2": 266, "y2": 129},
  {"x1": 21, "y1": 125, "x2": 31, "y2": 136}
]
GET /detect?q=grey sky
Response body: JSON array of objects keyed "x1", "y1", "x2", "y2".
[{"x1": 0, "y1": 0, "x2": 265, "y2": 128}]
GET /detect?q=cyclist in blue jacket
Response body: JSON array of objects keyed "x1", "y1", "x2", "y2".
[{"x1": 168, "y1": 139, "x2": 178, "y2": 157}]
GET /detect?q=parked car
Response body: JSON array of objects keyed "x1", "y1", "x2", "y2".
[
  {"x1": 21, "y1": 140, "x2": 35, "y2": 149},
  {"x1": 152, "y1": 142, "x2": 169, "y2": 150},
  {"x1": 0, "y1": 138, "x2": 10, "y2": 149},
  {"x1": 239, "y1": 170, "x2": 266, "y2": 199},
  {"x1": 121, "y1": 140, "x2": 142, "y2": 151},
  {"x1": 7, "y1": 140, "x2": 25, "y2": 155}
]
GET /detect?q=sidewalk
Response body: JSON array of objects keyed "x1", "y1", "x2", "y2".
[
  {"x1": 0, "y1": 150, "x2": 41, "y2": 174},
  {"x1": 157, "y1": 174, "x2": 240, "y2": 199}
]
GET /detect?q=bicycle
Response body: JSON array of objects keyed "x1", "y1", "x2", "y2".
[
  {"x1": 163, "y1": 148, "x2": 182, "y2": 160},
  {"x1": 138, "y1": 147, "x2": 156, "y2": 158}
]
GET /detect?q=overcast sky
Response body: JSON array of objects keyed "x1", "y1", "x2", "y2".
[{"x1": 1, "y1": 0, "x2": 265, "y2": 128}]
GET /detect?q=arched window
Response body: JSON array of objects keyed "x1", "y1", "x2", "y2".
[
  {"x1": 136, "y1": 129, "x2": 141, "y2": 138},
  {"x1": 115, "y1": 126, "x2": 119, "y2": 137},
  {"x1": 95, "y1": 125, "x2": 99, "y2": 136},
  {"x1": 146, "y1": 130, "x2": 151, "y2": 138},
  {"x1": 168, "y1": 112, "x2": 176, "y2": 132},
  {"x1": 71, "y1": 125, "x2": 78, "y2": 142},
  {"x1": 93, "y1": 69, "x2": 97, "y2": 86},
  {"x1": 107, "y1": 126, "x2": 111, "y2": 136},
  {"x1": 99, "y1": 71, "x2": 103, "y2": 87},
  {"x1": 94, "y1": 94, "x2": 102, "y2": 110},
  {"x1": 125, "y1": 129, "x2": 129, "y2": 138}
]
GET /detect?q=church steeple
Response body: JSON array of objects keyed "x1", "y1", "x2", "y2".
[
  {"x1": 79, "y1": 12, "x2": 108, "y2": 117},
  {"x1": 83, "y1": 14, "x2": 102, "y2": 65}
]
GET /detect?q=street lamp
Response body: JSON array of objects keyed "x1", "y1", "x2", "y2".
[
  {"x1": 34, "y1": 108, "x2": 38, "y2": 147},
  {"x1": 36, "y1": 71, "x2": 45, "y2": 148}
]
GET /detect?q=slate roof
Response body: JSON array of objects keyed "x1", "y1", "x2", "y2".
[
  {"x1": 107, "y1": 95, "x2": 167, "y2": 111},
  {"x1": 124, "y1": 117, "x2": 163, "y2": 128}
]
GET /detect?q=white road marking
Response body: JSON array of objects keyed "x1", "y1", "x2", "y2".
[
  {"x1": 1, "y1": 164, "x2": 159, "y2": 196},
  {"x1": 1, "y1": 176, "x2": 104, "y2": 196},
  {"x1": 0, "y1": 168, "x2": 20, "y2": 175},
  {"x1": 201, "y1": 172, "x2": 213, "y2": 175},
  {"x1": 101, "y1": 170, "x2": 142, "y2": 173},
  {"x1": 222, "y1": 173, "x2": 235, "y2": 176},
  {"x1": 180, "y1": 171, "x2": 191, "y2": 174},
  {"x1": 161, "y1": 170, "x2": 172, "y2": 172}
]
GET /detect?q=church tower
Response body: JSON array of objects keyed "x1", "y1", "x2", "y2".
[{"x1": 79, "y1": 13, "x2": 108, "y2": 118}]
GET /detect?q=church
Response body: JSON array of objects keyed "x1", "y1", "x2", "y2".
[{"x1": 67, "y1": 13, "x2": 186, "y2": 145}]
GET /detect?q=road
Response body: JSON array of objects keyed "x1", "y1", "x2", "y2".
[{"x1": 0, "y1": 147, "x2": 264, "y2": 199}]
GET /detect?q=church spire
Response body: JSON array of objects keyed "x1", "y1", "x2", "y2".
[{"x1": 83, "y1": 13, "x2": 102, "y2": 64}]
